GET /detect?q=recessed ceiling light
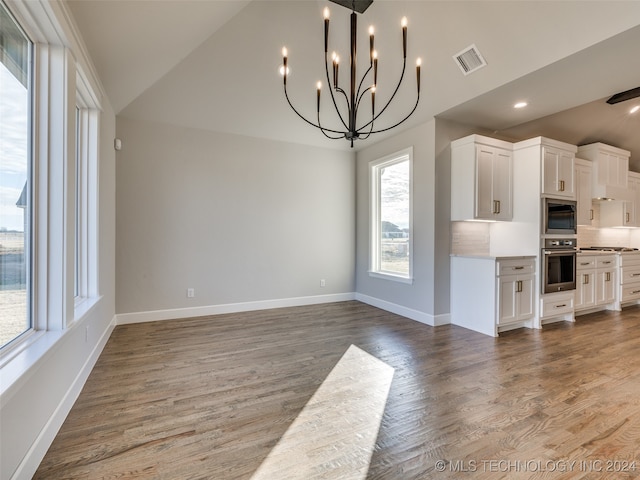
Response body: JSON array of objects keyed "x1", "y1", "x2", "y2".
[
  {"x1": 514, "y1": 102, "x2": 528, "y2": 109},
  {"x1": 631, "y1": 105, "x2": 640, "y2": 114}
]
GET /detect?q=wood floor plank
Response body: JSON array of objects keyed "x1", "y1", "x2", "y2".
[{"x1": 34, "y1": 301, "x2": 640, "y2": 479}]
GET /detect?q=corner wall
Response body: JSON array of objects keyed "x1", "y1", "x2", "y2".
[{"x1": 354, "y1": 117, "x2": 488, "y2": 324}]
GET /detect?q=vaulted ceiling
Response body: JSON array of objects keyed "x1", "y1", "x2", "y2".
[{"x1": 66, "y1": 0, "x2": 640, "y2": 159}]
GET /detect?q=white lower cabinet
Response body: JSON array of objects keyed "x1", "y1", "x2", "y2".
[
  {"x1": 575, "y1": 254, "x2": 616, "y2": 313},
  {"x1": 497, "y1": 260, "x2": 535, "y2": 326},
  {"x1": 540, "y1": 291, "x2": 574, "y2": 320},
  {"x1": 619, "y1": 253, "x2": 640, "y2": 305},
  {"x1": 450, "y1": 256, "x2": 536, "y2": 337}
]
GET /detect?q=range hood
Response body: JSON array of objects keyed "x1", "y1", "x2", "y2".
[{"x1": 577, "y1": 143, "x2": 632, "y2": 201}]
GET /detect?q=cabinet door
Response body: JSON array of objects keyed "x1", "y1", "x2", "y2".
[
  {"x1": 600, "y1": 152, "x2": 628, "y2": 188},
  {"x1": 576, "y1": 163, "x2": 593, "y2": 225},
  {"x1": 596, "y1": 269, "x2": 616, "y2": 305},
  {"x1": 475, "y1": 146, "x2": 495, "y2": 219},
  {"x1": 517, "y1": 276, "x2": 535, "y2": 320},
  {"x1": 543, "y1": 147, "x2": 574, "y2": 198},
  {"x1": 576, "y1": 271, "x2": 596, "y2": 309},
  {"x1": 498, "y1": 276, "x2": 517, "y2": 324},
  {"x1": 492, "y1": 150, "x2": 512, "y2": 220}
]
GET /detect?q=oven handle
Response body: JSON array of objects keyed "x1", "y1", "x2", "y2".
[{"x1": 543, "y1": 250, "x2": 577, "y2": 255}]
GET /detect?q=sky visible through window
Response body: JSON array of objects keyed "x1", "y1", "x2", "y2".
[
  {"x1": 380, "y1": 160, "x2": 409, "y2": 231},
  {"x1": 0, "y1": 60, "x2": 29, "y2": 233}
]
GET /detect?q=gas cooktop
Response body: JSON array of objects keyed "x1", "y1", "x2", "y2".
[{"x1": 580, "y1": 246, "x2": 639, "y2": 252}]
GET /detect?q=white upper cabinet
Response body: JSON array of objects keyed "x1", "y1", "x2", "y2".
[
  {"x1": 542, "y1": 146, "x2": 575, "y2": 199},
  {"x1": 451, "y1": 135, "x2": 513, "y2": 221},
  {"x1": 575, "y1": 159, "x2": 593, "y2": 226},
  {"x1": 577, "y1": 143, "x2": 631, "y2": 201},
  {"x1": 599, "y1": 172, "x2": 640, "y2": 227}
]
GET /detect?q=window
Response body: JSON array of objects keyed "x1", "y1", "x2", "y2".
[
  {"x1": 74, "y1": 97, "x2": 99, "y2": 313},
  {"x1": 369, "y1": 147, "x2": 413, "y2": 282},
  {"x1": 0, "y1": 1, "x2": 32, "y2": 348}
]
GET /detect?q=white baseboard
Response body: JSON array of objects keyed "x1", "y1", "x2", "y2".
[
  {"x1": 116, "y1": 293, "x2": 357, "y2": 325},
  {"x1": 13, "y1": 316, "x2": 116, "y2": 480},
  {"x1": 355, "y1": 293, "x2": 450, "y2": 327}
]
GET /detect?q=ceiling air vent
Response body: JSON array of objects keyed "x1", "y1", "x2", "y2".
[{"x1": 453, "y1": 44, "x2": 487, "y2": 75}]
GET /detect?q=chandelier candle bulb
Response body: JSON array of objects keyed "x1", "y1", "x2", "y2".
[
  {"x1": 373, "y1": 50, "x2": 378, "y2": 86},
  {"x1": 401, "y1": 17, "x2": 407, "y2": 58},
  {"x1": 369, "y1": 26, "x2": 374, "y2": 64},
  {"x1": 324, "y1": 7, "x2": 330, "y2": 53},
  {"x1": 282, "y1": 47, "x2": 288, "y2": 85},
  {"x1": 371, "y1": 86, "x2": 376, "y2": 115}
]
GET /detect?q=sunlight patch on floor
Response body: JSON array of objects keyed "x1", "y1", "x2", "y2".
[{"x1": 251, "y1": 344, "x2": 395, "y2": 480}]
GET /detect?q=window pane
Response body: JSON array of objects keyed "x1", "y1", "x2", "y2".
[
  {"x1": 1, "y1": 2, "x2": 31, "y2": 348},
  {"x1": 379, "y1": 159, "x2": 409, "y2": 275}
]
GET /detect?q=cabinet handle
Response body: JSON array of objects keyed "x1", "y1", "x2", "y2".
[
  {"x1": 559, "y1": 180, "x2": 565, "y2": 192},
  {"x1": 590, "y1": 209, "x2": 594, "y2": 220},
  {"x1": 606, "y1": 272, "x2": 611, "y2": 282},
  {"x1": 493, "y1": 200, "x2": 501, "y2": 214},
  {"x1": 627, "y1": 212, "x2": 630, "y2": 223},
  {"x1": 580, "y1": 262, "x2": 591, "y2": 266},
  {"x1": 555, "y1": 304, "x2": 567, "y2": 308},
  {"x1": 602, "y1": 261, "x2": 612, "y2": 264},
  {"x1": 583, "y1": 274, "x2": 589, "y2": 285},
  {"x1": 632, "y1": 290, "x2": 640, "y2": 295},
  {"x1": 514, "y1": 266, "x2": 525, "y2": 270},
  {"x1": 631, "y1": 273, "x2": 640, "y2": 277},
  {"x1": 516, "y1": 280, "x2": 523, "y2": 293}
]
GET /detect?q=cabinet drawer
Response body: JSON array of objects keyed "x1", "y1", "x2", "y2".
[
  {"x1": 596, "y1": 256, "x2": 616, "y2": 268},
  {"x1": 620, "y1": 266, "x2": 640, "y2": 284},
  {"x1": 541, "y1": 293, "x2": 574, "y2": 318},
  {"x1": 497, "y1": 258, "x2": 535, "y2": 276},
  {"x1": 576, "y1": 257, "x2": 596, "y2": 269},
  {"x1": 620, "y1": 255, "x2": 640, "y2": 268},
  {"x1": 621, "y1": 284, "x2": 640, "y2": 302}
]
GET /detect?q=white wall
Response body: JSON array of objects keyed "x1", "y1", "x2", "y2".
[
  {"x1": 1, "y1": 100, "x2": 117, "y2": 480},
  {"x1": 115, "y1": 117, "x2": 356, "y2": 316}
]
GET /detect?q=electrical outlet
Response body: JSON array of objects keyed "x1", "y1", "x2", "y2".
[
  {"x1": 187, "y1": 288, "x2": 195, "y2": 298},
  {"x1": 320, "y1": 279, "x2": 326, "y2": 287}
]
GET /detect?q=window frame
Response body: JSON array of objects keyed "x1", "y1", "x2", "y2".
[
  {"x1": 0, "y1": 0, "x2": 103, "y2": 367},
  {"x1": 368, "y1": 147, "x2": 414, "y2": 284},
  {"x1": 0, "y1": 0, "x2": 34, "y2": 356}
]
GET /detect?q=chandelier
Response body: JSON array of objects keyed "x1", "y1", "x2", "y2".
[{"x1": 280, "y1": 0, "x2": 421, "y2": 147}]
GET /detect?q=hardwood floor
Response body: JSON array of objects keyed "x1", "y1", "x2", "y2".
[{"x1": 34, "y1": 301, "x2": 640, "y2": 479}]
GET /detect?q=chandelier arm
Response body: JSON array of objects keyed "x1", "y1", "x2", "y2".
[
  {"x1": 324, "y1": 53, "x2": 350, "y2": 130},
  {"x1": 284, "y1": 84, "x2": 346, "y2": 135},
  {"x1": 355, "y1": 63, "x2": 373, "y2": 103},
  {"x1": 318, "y1": 112, "x2": 347, "y2": 140},
  {"x1": 358, "y1": 57, "x2": 407, "y2": 131},
  {"x1": 365, "y1": 92, "x2": 420, "y2": 134},
  {"x1": 356, "y1": 108, "x2": 375, "y2": 140},
  {"x1": 334, "y1": 87, "x2": 351, "y2": 111}
]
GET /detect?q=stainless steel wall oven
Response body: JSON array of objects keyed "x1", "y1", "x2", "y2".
[{"x1": 542, "y1": 238, "x2": 577, "y2": 293}]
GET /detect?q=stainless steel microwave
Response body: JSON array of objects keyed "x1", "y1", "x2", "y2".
[{"x1": 543, "y1": 198, "x2": 577, "y2": 235}]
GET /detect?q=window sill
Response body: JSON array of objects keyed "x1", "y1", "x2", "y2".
[
  {"x1": 368, "y1": 271, "x2": 414, "y2": 284},
  {"x1": 74, "y1": 295, "x2": 102, "y2": 323},
  {"x1": 0, "y1": 329, "x2": 65, "y2": 405}
]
